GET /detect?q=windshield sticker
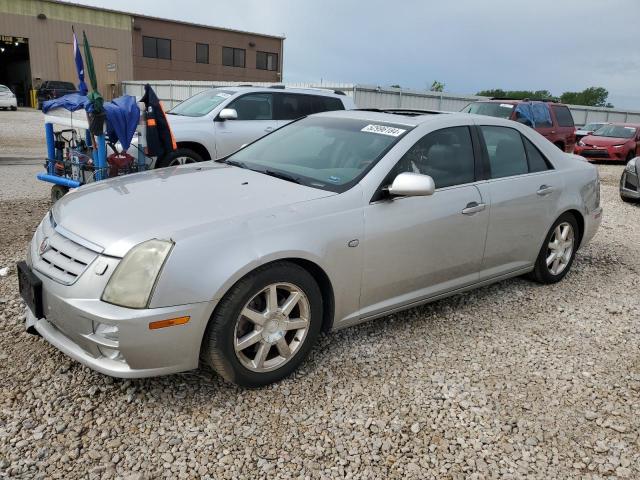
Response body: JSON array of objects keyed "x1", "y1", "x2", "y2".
[
  {"x1": 327, "y1": 175, "x2": 341, "y2": 183},
  {"x1": 361, "y1": 124, "x2": 407, "y2": 137},
  {"x1": 216, "y1": 93, "x2": 231, "y2": 98},
  {"x1": 499, "y1": 103, "x2": 514, "y2": 108}
]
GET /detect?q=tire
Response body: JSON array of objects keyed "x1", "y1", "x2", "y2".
[
  {"x1": 203, "y1": 262, "x2": 323, "y2": 387},
  {"x1": 554, "y1": 142, "x2": 565, "y2": 151},
  {"x1": 155, "y1": 148, "x2": 202, "y2": 169},
  {"x1": 528, "y1": 213, "x2": 579, "y2": 284},
  {"x1": 50, "y1": 185, "x2": 68, "y2": 203},
  {"x1": 10, "y1": 106, "x2": 17, "y2": 111}
]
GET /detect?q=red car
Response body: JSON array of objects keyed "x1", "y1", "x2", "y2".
[
  {"x1": 574, "y1": 123, "x2": 640, "y2": 162},
  {"x1": 462, "y1": 99, "x2": 576, "y2": 153}
]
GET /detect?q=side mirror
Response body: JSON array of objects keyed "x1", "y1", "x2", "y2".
[
  {"x1": 387, "y1": 172, "x2": 435, "y2": 197},
  {"x1": 218, "y1": 108, "x2": 238, "y2": 121}
]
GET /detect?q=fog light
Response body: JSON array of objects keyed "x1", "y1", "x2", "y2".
[{"x1": 90, "y1": 322, "x2": 124, "y2": 361}]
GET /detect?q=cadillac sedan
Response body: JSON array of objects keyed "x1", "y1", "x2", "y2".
[{"x1": 18, "y1": 111, "x2": 602, "y2": 387}]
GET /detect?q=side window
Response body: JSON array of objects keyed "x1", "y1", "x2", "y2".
[
  {"x1": 523, "y1": 136, "x2": 551, "y2": 172},
  {"x1": 479, "y1": 126, "x2": 528, "y2": 179},
  {"x1": 312, "y1": 96, "x2": 344, "y2": 113},
  {"x1": 390, "y1": 127, "x2": 475, "y2": 189},
  {"x1": 228, "y1": 93, "x2": 273, "y2": 120},
  {"x1": 276, "y1": 94, "x2": 313, "y2": 120},
  {"x1": 551, "y1": 105, "x2": 575, "y2": 128}
]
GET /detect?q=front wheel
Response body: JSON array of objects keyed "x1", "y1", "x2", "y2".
[
  {"x1": 528, "y1": 213, "x2": 579, "y2": 284},
  {"x1": 155, "y1": 148, "x2": 202, "y2": 169},
  {"x1": 203, "y1": 262, "x2": 323, "y2": 387}
]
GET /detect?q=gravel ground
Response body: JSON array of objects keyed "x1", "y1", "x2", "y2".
[
  {"x1": 0, "y1": 108, "x2": 45, "y2": 159},
  {"x1": 0, "y1": 164, "x2": 639, "y2": 479}
]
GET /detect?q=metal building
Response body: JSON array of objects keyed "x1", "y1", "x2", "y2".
[{"x1": 0, "y1": 0, "x2": 284, "y2": 106}]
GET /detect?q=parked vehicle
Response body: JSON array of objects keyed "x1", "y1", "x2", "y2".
[
  {"x1": 576, "y1": 122, "x2": 610, "y2": 142},
  {"x1": 0, "y1": 84, "x2": 17, "y2": 111},
  {"x1": 574, "y1": 123, "x2": 640, "y2": 162},
  {"x1": 158, "y1": 86, "x2": 355, "y2": 168},
  {"x1": 462, "y1": 99, "x2": 576, "y2": 153},
  {"x1": 18, "y1": 110, "x2": 601, "y2": 387},
  {"x1": 37, "y1": 81, "x2": 78, "y2": 109},
  {"x1": 620, "y1": 156, "x2": 640, "y2": 202}
]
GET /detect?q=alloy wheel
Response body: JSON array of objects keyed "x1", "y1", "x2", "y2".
[
  {"x1": 169, "y1": 156, "x2": 197, "y2": 166},
  {"x1": 233, "y1": 282, "x2": 310, "y2": 372},
  {"x1": 546, "y1": 222, "x2": 575, "y2": 275}
]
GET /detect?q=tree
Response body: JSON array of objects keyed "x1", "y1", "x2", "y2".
[
  {"x1": 560, "y1": 87, "x2": 612, "y2": 107},
  {"x1": 430, "y1": 80, "x2": 445, "y2": 92},
  {"x1": 390, "y1": 84, "x2": 401, "y2": 89}
]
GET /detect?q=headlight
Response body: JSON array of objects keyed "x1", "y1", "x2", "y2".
[
  {"x1": 102, "y1": 239, "x2": 173, "y2": 309},
  {"x1": 578, "y1": 141, "x2": 585, "y2": 147},
  {"x1": 613, "y1": 144, "x2": 624, "y2": 148},
  {"x1": 625, "y1": 158, "x2": 637, "y2": 173}
]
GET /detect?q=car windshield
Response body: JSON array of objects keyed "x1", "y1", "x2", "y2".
[
  {"x1": 168, "y1": 89, "x2": 234, "y2": 117},
  {"x1": 225, "y1": 116, "x2": 412, "y2": 192},
  {"x1": 0, "y1": 85, "x2": 9, "y2": 93},
  {"x1": 583, "y1": 122, "x2": 605, "y2": 131},
  {"x1": 462, "y1": 102, "x2": 514, "y2": 119},
  {"x1": 592, "y1": 125, "x2": 636, "y2": 138}
]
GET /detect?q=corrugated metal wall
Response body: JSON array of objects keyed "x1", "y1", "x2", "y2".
[{"x1": 121, "y1": 80, "x2": 640, "y2": 125}]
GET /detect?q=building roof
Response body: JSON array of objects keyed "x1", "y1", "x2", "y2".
[{"x1": 49, "y1": 0, "x2": 286, "y2": 39}]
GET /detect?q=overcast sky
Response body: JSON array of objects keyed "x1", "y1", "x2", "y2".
[{"x1": 73, "y1": 0, "x2": 640, "y2": 109}]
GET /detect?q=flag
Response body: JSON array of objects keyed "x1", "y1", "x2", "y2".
[
  {"x1": 82, "y1": 30, "x2": 103, "y2": 113},
  {"x1": 72, "y1": 27, "x2": 88, "y2": 95}
]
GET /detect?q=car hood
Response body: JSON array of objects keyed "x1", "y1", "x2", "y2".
[
  {"x1": 582, "y1": 135, "x2": 631, "y2": 146},
  {"x1": 52, "y1": 163, "x2": 335, "y2": 257}
]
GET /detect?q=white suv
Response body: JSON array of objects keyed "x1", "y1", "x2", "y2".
[{"x1": 158, "y1": 86, "x2": 355, "y2": 168}]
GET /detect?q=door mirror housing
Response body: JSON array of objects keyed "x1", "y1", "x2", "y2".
[
  {"x1": 218, "y1": 108, "x2": 238, "y2": 121},
  {"x1": 387, "y1": 172, "x2": 435, "y2": 197}
]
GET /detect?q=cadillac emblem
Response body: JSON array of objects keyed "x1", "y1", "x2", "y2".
[{"x1": 39, "y1": 237, "x2": 50, "y2": 256}]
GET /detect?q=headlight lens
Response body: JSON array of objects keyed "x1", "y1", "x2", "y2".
[
  {"x1": 102, "y1": 239, "x2": 173, "y2": 309},
  {"x1": 625, "y1": 158, "x2": 637, "y2": 173},
  {"x1": 578, "y1": 141, "x2": 585, "y2": 147}
]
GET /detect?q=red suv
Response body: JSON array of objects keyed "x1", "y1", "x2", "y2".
[
  {"x1": 462, "y1": 99, "x2": 576, "y2": 153},
  {"x1": 574, "y1": 123, "x2": 640, "y2": 162}
]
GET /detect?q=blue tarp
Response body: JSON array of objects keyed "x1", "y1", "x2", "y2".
[
  {"x1": 42, "y1": 93, "x2": 140, "y2": 150},
  {"x1": 514, "y1": 101, "x2": 553, "y2": 128}
]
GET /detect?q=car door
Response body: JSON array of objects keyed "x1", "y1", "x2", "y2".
[
  {"x1": 214, "y1": 92, "x2": 277, "y2": 158},
  {"x1": 359, "y1": 126, "x2": 489, "y2": 318},
  {"x1": 474, "y1": 124, "x2": 561, "y2": 279}
]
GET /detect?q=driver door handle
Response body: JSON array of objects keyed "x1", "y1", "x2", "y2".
[
  {"x1": 537, "y1": 185, "x2": 554, "y2": 196},
  {"x1": 461, "y1": 201, "x2": 486, "y2": 215}
]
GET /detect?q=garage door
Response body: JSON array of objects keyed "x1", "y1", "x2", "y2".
[{"x1": 57, "y1": 43, "x2": 118, "y2": 100}]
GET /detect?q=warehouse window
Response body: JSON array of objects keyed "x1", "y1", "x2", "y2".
[
  {"x1": 222, "y1": 47, "x2": 245, "y2": 68},
  {"x1": 143, "y1": 36, "x2": 171, "y2": 60},
  {"x1": 256, "y1": 51, "x2": 278, "y2": 71},
  {"x1": 196, "y1": 43, "x2": 209, "y2": 64}
]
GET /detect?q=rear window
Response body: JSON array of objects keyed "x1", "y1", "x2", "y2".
[
  {"x1": 275, "y1": 94, "x2": 344, "y2": 121},
  {"x1": 48, "y1": 81, "x2": 75, "y2": 90},
  {"x1": 462, "y1": 102, "x2": 514, "y2": 119},
  {"x1": 551, "y1": 105, "x2": 575, "y2": 127}
]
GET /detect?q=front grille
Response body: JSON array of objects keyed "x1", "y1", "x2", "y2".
[
  {"x1": 581, "y1": 149, "x2": 609, "y2": 158},
  {"x1": 32, "y1": 215, "x2": 99, "y2": 285}
]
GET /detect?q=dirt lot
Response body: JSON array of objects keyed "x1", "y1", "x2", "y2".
[{"x1": 0, "y1": 164, "x2": 639, "y2": 479}]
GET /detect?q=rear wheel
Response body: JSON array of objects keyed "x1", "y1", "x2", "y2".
[
  {"x1": 203, "y1": 262, "x2": 323, "y2": 387},
  {"x1": 528, "y1": 213, "x2": 579, "y2": 284},
  {"x1": 10, "y1": 106, "x2": 17, "y2": 111},
  {"x1": 50, "y1": 185, "x2": 68, "y2": 203},
  {"x1": 155, "y1": 148, "x2": 203, "y2": 169}
]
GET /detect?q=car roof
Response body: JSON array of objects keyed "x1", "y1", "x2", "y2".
[
  {"x1": 475, "y1": 99, "x2": 566, "y2": 106},
  {"x1": 313, "y1": 109, "x2": 497, "y2": 127},
  {"x1": 216, "y1": 86, "x2": 348, "y2": 98},
  {"x1": 608, "y1": 122, "x2": 640, "y2": 128}
]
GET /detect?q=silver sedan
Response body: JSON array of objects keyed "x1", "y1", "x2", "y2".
[{"x1": 18, "y1": 110, "x2": 602, "y2": 387}]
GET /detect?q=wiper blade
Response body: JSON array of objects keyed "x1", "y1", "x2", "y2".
[
  {"x1": 224, "y1": 159, "x2": 249, "y2": 169},
  {"x1": 263, "y1": 169, "x2": 302, "y2": 184}
]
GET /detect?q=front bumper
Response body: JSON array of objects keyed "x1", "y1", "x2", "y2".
[
  {"x1": 574, "y1": 145, "x2": 628, "y2": 161},
  {"x1": 0, "y1": 97, "x2": 17, "y2": 108}
]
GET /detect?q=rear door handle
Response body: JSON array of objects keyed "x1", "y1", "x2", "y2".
[
  {"x1": 461, "y1": 202, "x2": 486, "y2": 215},
  {"x1": 537, "y1": 185, "x2": 554, "y2": 196}
]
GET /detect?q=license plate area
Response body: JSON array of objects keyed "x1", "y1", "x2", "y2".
[{"x1": 17, "y1": 261, "x2": 44, "y2": 319}]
